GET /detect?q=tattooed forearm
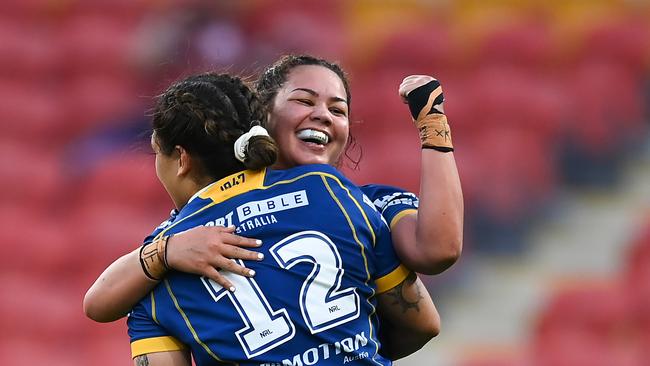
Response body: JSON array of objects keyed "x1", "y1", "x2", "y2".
[
  {"x1": 385, "y1": 272, "x2": 423, "y2": 313},
  {"x1": 134, "y1": 355, "x2": 149, "y2": 366}
]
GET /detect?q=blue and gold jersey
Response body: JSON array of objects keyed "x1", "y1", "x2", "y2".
[
  {"x1": 360, "y1": 184, "x2": 419, "y2": 230},
  {"x1": 128, "y1": 164, "x2": 410, "y2": 365}
]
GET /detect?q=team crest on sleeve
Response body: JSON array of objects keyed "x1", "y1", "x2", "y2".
[{"x1": 373, "y1": 192, "x2": 419, "y2": 212}]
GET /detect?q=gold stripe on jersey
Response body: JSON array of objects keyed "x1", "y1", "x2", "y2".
[
  {"x1": 375, "y1": 264, "x2": 411, "y2": 294},
  {"x1": 389, "y1": 209, "x2": 418, "y2": 230},
  {"x1": 321, "y1": 176, "x2": 371, "y2": 284},
  {"x1": 151, "y1": 292, "x2": 159, "y2": 324},
  {"x1": 321, "y1": 175, "x2": 381, "y2": 363},
  {"x1": 163, "y1": 280, "x2": 235, "y2": 365},
  {"x1": 131, "y1": 336, "x2": 187, "y2": 358}
]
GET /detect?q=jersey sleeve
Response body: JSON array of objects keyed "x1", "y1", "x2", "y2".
[
  {"x1": 361, "y1": 184, "x2": 419, "y2": 230},
  {"x1": 127, "y1": 294, "x2": 187, "y2": 358},
  {"x1": 371, "y1": 214, "x2": 412, "y2": 294}
]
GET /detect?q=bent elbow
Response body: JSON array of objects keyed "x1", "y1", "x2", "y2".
[
  {"x1": 83, "y1": 291, "x2": 113, "y2": 323},
  {"x1": 426, "y1": 311, "x2": 441, "y2": 339},
  {"x1": 436, "y1": 238, "x2": 462, "y2": 268},
  {"x1": 409, "y1": 317, "x2": 440, "y2": 353},
  {"x1": 416, "y1": 237, "x2": 462, "y2": 275},
  {"x1": 83, "y1": 293, "x2": 100, "y2": 322},
  {"x1": 430, "y1": 319, "x2": 441, "y2": 338}
]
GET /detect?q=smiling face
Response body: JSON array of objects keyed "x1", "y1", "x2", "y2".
[{"x1": 266, "y1": 65, "x2": 350, "y2": 169}]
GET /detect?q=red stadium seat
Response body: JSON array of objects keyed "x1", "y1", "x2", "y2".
[
  {"x1": 563, "y1": 60, "x2": 645, "y2": 155},
  {"x1": 0, "y1": 338, "x2": 85, "y2": 366},
  {"x1": 61, "y1": 74, "x2": 140, "y2": 138},
  {"x1": 623, "y1": 221, "x2": 650, "y2": 334},
  {"x1": 1, "y1": 0, "x2": 52, "y2": 16},
  {"x1": 0, "y1": 140, "x2": 65, "y2": 207},
  {"x1": 0, "y1": 82, "x2": 67, "y2": 145},
  {"x1": 460, "y1": 128, "x2": 556, "y2": 220},
  {"x1": 459, "y1": 67, "x2": 565, "y2": 144},
  {"x1": 67, "y1": 153, "x2": 172, "y2": 271},
  {"x1": 347, "y1": 71, "x2": 422, "y2": 189},
  {"x1": 475, "y1": 20, "x2": 555, "y2": 72},
  {"x1": 0, "y1": 203, "x2": 79, "y2": 274},
  {"x1": 73, "y1": 153, "x2": 167, "y2": 210},
  {"x1": 371, "y1": 22, "x2": 459, "y2": 78},
  {"x1": 0, "y1": 273, "x2": 85, "y2": 339},
  {"x1": 244, "y1": 0, "x2": 346, "y2": 61},
  {"x1": 0, "y1": 272, "x2": 131, "y2": 366},
  {"x1": 536, "y1": 281, "x2": 631, "y2": 336},
  {"x1": 58, "y1": 14, "x2": 135, "y2": 76},
  {"x1": 577, "y1": 18, "x2": 650, "y2": 75},
  {"x1": 533, "y1": 281, "x2": 645, "y2": 366},
  {"x1": 0, "y1": 19, "x2": 63, "y2": 81}
]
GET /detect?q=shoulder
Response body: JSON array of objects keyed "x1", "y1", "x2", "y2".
[
  {"x1": 264, "y1": 165, "x2": 363, "y2": 193},
  {"x1": 360, "y1": 184, "x2": 418, "y2": 209},
  {"x1": 265, "y1": 164, "x2": 345, "y2": 182}
]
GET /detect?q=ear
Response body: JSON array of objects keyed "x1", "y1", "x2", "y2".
[{"x1": 176, "y1": 146, "x2": 191, "y2": 177}]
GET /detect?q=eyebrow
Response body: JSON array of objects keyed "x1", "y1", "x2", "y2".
[{"x1": 291, "y1": 88, "x2": 348, "y2": 104}]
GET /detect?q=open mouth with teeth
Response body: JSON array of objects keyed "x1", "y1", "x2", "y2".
[{"x1": 296, "y1": 129, "x2": 330, "y2": 145}]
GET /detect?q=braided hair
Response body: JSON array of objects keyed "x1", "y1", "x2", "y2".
[{"x1": 153, "y1": 72, "x2": 278, "y2": 180}]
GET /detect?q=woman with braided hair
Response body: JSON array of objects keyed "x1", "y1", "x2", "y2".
[
  {"x1": 86, "y1": 71, "x2": 439, "y2": 365},
  {"x1": 148, "y1": 56, "x2": 462, "y2": 282},
  {"x1": 86, "y1": 55, "x2": 461, "y2": 360}
]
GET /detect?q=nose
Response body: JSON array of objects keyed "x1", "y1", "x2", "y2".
[{"x1": 310, "y1": 103, "x2": 333, "y2": 125}]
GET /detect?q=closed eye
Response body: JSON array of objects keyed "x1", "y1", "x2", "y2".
[
  {"x1": 294, "y1": 98, "x2": 314, "y2": 106},
  {"x1": 330, "y1": 107, "x2": 347, "y2": 117}
]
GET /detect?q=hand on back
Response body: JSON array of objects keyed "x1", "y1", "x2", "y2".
[{"x1": 166, "y1": 226, "x2": 264, "y2": 291}]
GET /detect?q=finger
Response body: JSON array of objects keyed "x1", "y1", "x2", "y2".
[
  {"x1": 220, "y1": 232, "x2": 263, "y2": 248},
  {"x1": 215, "y1": 259, "x2": 256, "y2": 278},
  {"x1": 402, "y1": 75, "x2": 434, "y2": 84},
  {"x1": 400, "y1": 76, "x2": 436, "y2": 98},
  {"x1": 221, "y1": 245, "x2": 265, "y2": 261},
  {"x1": 399, "y1": 79, "x2": 423, "y2": 101},
  {"x1": 202, "y1": 267, "x2": 236, "y2": 292},
  {"x1": 217, "y1": 225, "x2": 237, "y2": 233}
]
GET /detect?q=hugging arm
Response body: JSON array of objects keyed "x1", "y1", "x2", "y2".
[
  {"x1": 133, "y1": 351, "x2": 192, "y2": 366},
  {"x1": 376, "y1": 271, "x2": 439, "y2": 360},
  {"x1": 83, "y1": 226, "x2": 262, "y2": 322}
]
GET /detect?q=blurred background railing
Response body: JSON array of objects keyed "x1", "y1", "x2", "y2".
[{"x1": 1, "y1": 0, "x2": 649, "y2": 365}]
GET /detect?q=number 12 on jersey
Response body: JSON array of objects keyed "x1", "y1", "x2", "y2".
[{"x1": 201, "y1": 231, "x2": 360, "y2": 359}]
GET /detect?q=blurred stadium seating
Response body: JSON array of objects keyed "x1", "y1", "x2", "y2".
[{"x1": 2, "y1": 0, "x2": 649, "y2": 364}]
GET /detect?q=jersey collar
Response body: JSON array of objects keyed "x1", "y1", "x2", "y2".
[{"x1": 198, "y1": 169, "x2": 267, "y2": 204}]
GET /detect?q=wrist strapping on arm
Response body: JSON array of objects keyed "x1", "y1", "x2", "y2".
[
  {"x1": 406, "y1": 80, "x2": 453, "y2": 152},
  {"x1": 139, "y1": 234, "x2": 172, "y2": 281}
]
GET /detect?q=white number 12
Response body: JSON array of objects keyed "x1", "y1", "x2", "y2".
[{"x1": 201, "y1": 231, "x2": 360, "y2": 358}]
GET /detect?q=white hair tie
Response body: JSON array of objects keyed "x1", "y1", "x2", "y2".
[{"x1": 234, "y1": 125, "x2": 270, "y2": 163}]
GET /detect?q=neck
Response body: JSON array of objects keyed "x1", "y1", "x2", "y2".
[{"x1": 171, "y1": 178, "x2": 211, "y2": 210}]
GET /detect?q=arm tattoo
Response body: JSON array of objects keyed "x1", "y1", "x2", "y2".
[
  {"x1": 385, "y1": 272, "x2": 423, "y2": 313},
  {"x1": 134, "y1": 355, "x2": 149, "y2": 366}
]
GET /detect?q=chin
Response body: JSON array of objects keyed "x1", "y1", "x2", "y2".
[
  {"x1": 277, "y1": 156, "x2": 329, "y2": 169},
  {"x1": 299, "y1": 155, "x2": 332, "y2": 166}
]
